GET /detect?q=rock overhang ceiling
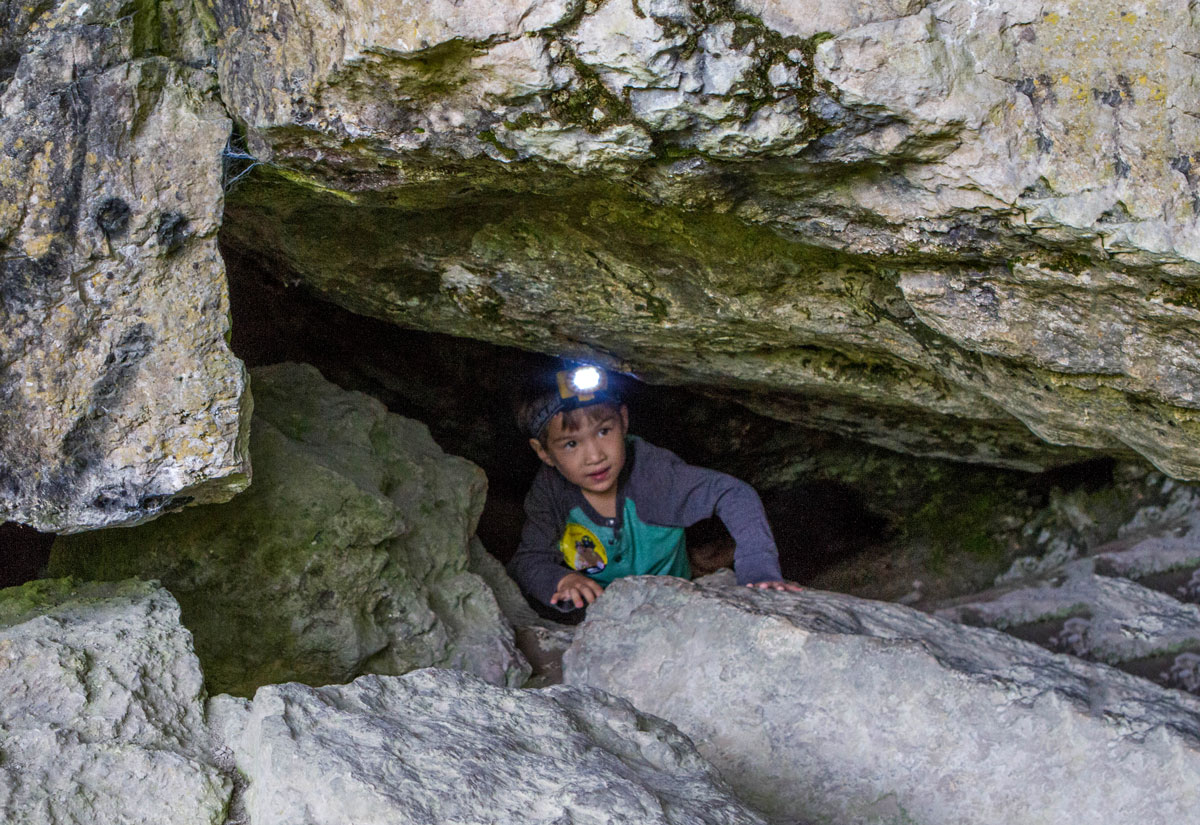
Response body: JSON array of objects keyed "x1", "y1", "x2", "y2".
[{"x1": 3, "y1": 0, "x2": 1200, "y2": 532}]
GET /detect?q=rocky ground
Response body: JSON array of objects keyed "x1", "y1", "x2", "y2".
[{"x1": 566, "y1": 572, "x2": 1200, "y2": 825}]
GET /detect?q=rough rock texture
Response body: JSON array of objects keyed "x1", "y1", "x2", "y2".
[
  {"x1": 208, "y1": 668, "x2": 769, "y2": 825},
  {"x1": 935, "y1": 503, "x2": 1200, "y2": 693},
  {"x1": 565, "y1": 573, "x2": 1200, "y2": 825},
  {"x1": 215, "y1": 0, "x2": 1200, "y2": 478},
  {"x1": 468, "y1": 534, "x2": 577, "y2": 687},
  {"x1": 0, "y1": 0, "x2": 251, "y2": 533},
  {"x1": 0, "y1": 579, "x2": 233, "y2": 825},
  {"x1": 51, "y1": 363, "x2": 528, "y2": 696}
]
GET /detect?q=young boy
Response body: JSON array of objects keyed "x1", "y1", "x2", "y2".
[{"x1": 507, "y1": 365, "x2": 801, "y2": 612}]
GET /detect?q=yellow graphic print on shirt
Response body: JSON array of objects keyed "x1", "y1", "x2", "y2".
[{"x1": 559, "y1": 523, "x2": 608, "y2": 574}]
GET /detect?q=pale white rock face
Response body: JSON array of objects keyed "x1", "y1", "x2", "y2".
[
  {"x1": 696, "y1": 23, "x2": 756, "y2": 97},
  {"x1": 0, "y1": 580, "x2": 233, "y2": 825},
  {"x1": 735, "y1": 0, "x2": 929, "y2": 39},
  {"x1": 691, "y1": 97, "x2": 812, "y2": 157},
  {"x1": 0, "y1": 0, "x2": 251, "y2": 533},
  {"x1": 568, "y1": 0, "x2": 688, "y2": 90},
  {"x1": 343, "y1": 0, "x2": 579, "y2": 52},
  {"x1": 496, "y1": 122, "x2": 656, "y2": 168},
  {"x1": 565, "y1": 574, "x2": 1200, "y2": 825},
  {"x1": 208, "y1": 669, "x2": 770, "y2": 825}
]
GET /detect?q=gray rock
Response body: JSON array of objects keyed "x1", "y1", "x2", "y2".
[
  {"x1": 208, "y1": 668, "x2": 769, "y2": 825},
  {"x1": 51, "y1": 363, "x2": 528, "y2": 696},
  {"x1": 466, "y1": 537, "x2": 576, "y2": 686},
  {"x1": 935, "y1": 502, "x2": 1200, "y2": 692},
  {"x1": 513, "y1": 624, "x2": 577, "y2": 688},
  {"x1": 11, "y1": 0, "x2": 1200, "y2": 541},
  {"x1": 565, "y1": 574, "x2": 1200, "y2": 825},
  {"x1": 938, "y1": 569, "x2": 1200, "y2": 666},
  {"x1": 0, "y1": 0, "x2": 251, "y2": 533},
  {"x1": 0, "y1": 579, "x2": 232, "y2": 825}
]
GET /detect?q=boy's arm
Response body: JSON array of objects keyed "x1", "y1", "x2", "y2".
[
  {"x1": 637, "y1": 442, "x2": 784, "y2": 585},
  {"x1": 505, "y1": 471, "x2": 576, "y2": 610}
]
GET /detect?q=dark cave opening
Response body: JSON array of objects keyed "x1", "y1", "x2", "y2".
[
  {"x1": 0, "y1": 248, "x2": 1129, "y2": 602},
  {"x1": 0, "y1": 522, "x2": 55, "y2": 588},
  {"x1": 221, "y1": 242, "x2": 897, "y2": 584},
  {"x1": 218, "y1": 242, "x2": 1137, "y2": 605}
]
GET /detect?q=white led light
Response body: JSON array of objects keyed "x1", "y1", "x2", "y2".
[{"x1": 571, "y1": 366, "x2": 602, "y2": 392}]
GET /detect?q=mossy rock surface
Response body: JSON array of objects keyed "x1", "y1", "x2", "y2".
[{"x1": 51, "y1": 363, "x2": 528, "y2": 696}]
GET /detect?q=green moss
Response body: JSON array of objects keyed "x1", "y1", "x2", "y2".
[
  {"x1": 1157, "y1": 284, "x2": 1200, "y2": 310},
  {"x1": 191, "y1": 0, "x2": 219, "y2": 47},
  {"x1": 477, "y1": 130, "x2": 518, "y2": 160},
  {"x1": 624, "y1": 279, "x2": 670, "y2": 321},
  {"x1": 673, "y1": 0, "x2": 829, "y2": 129},
  {"x1": 1042, "y1": 251, "x2": 1095, "y2": 274},
  {"x1": 129, "y1": 58, "x2": 168, "y2": 140},
  {"x1": 0, "y1": 578, "x2": 154, "y2": 629},
  {"x1": 386, "y1": 39, "x2": 485, "y2": 99},
  {"x1": 906, "y1": 485, "x2": 1012, "y2": 574},
  {"x1": 546, "y1": 48, "x2": 635, "y2": 133},
  {"x1": 690, "y1": 0, "x2": 744, "y2": 25},
  {"x1": 129, "y1": 0, "x2": 163, "y2": 58}
]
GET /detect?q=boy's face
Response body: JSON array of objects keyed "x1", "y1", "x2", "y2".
[{"x1": 531, "y1": 405, "x2": 629, "y2": 497}]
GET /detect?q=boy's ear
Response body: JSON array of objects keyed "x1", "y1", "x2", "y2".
[
  {"x1": 619, "y1": 404, "x2": 629, "y2": 433},
  {"x1": 529, "y1": 437, "x2": 556, "y2": 467}
]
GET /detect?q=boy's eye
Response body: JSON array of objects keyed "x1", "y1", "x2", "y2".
[
  {"x1": 598, "y1": 427, "x2": 611, "y2": 436},
  {"x1": 564, "y1": 441, "x2": 577, "y2": 449}
]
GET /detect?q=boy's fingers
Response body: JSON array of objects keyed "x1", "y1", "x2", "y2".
[
  {"x1": 746, "y1": 581, "x2": 804, "y2": 592},
  {"x1": 551, "y1": 576, "x2": 605, "y2": 609}
]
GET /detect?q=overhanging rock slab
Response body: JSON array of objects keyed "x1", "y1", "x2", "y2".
[{"x1": 565, "y1": 574, "x2": 1200, "y2": 825}]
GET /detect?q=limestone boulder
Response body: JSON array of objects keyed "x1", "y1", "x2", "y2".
[
  {"x1": 468, "y1": 535, "x2": 576, "y2": 686},
  {"x1": 213, "y1": 0, "x2": 1200, "y2": 478},
  {"x1": 0, "y1": 0, "x2": 251, "y2": 533},
  {"x1": 934, "y1": 502, "x2": 1200, "y2": 694},
  {"x1": 51, "y1": 362, "x2": 528, "y2": 696},
  {"x1": 565, "y1": 573, "x2": 1200, "y2": 825},
  {"x1": 208, "y1": 668, "x2": 769, "y2": 825},
  {"x1": 0, "y1": 579, "x2": 233, "y2": 825}
]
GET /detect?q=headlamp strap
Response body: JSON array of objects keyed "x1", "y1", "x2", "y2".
[{"x1": 526, "y1": 367, "x2": 610, "y2": 437}]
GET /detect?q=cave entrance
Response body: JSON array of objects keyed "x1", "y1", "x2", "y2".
[
  {"x1": 0, "y1": 246, "x2": 1132, "y2": 606},
  {"x1": 218, "y1": 244, "x2": 1135, "y2": 609},
  {"x1": 221, "y1": 244, "x2": 897, "y2": 585}
]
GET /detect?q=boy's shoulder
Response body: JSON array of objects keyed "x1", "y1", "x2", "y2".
[
  {"x1": 625, "y1": 433, "x2": 676, "y2": 466},
  {"x1": 624, "y1": 435, "x2": 697, "y2": 486}
]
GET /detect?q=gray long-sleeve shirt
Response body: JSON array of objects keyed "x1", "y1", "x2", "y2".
[{"x1": 507, "y1": 436, "x2": 784, "y2": 609}]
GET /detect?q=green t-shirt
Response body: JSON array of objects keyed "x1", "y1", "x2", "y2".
[{"x1": 557, "y1": 498, "x2": 691, "y2": 585}]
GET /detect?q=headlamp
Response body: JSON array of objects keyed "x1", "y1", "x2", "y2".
[
  {"x1": 557, "y1": 365, "x2": 607, "y2": 401},
  {"x1": 526, "y1": 365, "x2": 612, "y2": 438}
]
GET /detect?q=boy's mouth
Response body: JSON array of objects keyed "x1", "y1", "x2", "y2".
[{"x1": 586, "y1": 467, "x2": 611, "y2": 482}]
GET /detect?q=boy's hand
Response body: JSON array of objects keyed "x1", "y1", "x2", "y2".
[
  {"x1": 552, "y1": 572, "x2": 605, "y2": 609},
  {"x1": 746, "y1": 580, "x2": 803, "y2": 593}
]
